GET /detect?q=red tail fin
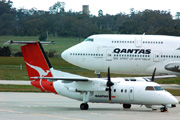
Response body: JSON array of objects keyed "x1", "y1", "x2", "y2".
[{"x1": 21, "y1": 41, "x2": 57, "y2": 93}]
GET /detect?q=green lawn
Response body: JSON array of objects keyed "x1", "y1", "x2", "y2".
[
  {"x1": 0, "y1": 36, "x2": 83, "y2": 55},
  {"x1": 0, "y1": 84, "x2": 41, "y2": 92}
]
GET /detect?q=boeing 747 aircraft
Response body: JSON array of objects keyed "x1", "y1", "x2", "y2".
[{"x1": 62, "y1": 34, "x2": 180, "y2": 76}]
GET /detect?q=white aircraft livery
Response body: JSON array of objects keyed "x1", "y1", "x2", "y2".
[
  {"x1": 6, "y1": 40, "x2": 178, "y2": 112},
  {"x1": 61, "y1": 34, "x2": 180, "y2": 76}
]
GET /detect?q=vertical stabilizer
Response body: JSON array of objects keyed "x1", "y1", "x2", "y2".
[{"x1": 21, "y1": 41, "x2": 57, "y2": 93}]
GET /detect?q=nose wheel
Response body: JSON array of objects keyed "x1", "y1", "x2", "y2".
[
  {"x1": 80, "y1": 103, "x2": 89, "y2": 110},
  {"x1": 160, "y1": 107, "x2": 168, "y2": 112}
]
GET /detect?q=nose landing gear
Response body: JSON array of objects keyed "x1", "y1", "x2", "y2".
[{"x1": 160, "y1": 106, "x2": 168, "y2": 112}]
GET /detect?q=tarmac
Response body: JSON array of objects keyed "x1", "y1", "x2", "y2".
[{"x1": 0, "y1": 92, "x2": 180, "y2": 120}]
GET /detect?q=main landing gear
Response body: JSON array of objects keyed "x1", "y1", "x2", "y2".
[
  {"x1": 123, "y1": 104, "x2": 131, "y2": 109},
  {"x1": 80, "y1": 92, "x2": 90, "y2": 110},
  {"x1": 80, "y1": 103, "x2": 89, "y2": 110}
]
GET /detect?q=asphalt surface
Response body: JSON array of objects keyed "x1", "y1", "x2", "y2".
[{"x1": 0, "y1": 92, "x2": 180, "y2": 120}]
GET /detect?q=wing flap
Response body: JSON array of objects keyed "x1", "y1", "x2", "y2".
[{"x1": 31, "y1": 77, "x2": 89, "y2": 82}]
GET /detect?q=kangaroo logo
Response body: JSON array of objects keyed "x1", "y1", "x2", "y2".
[
  {"x1": 25, "y1": 62, "x2": 50, "y2": 91},
  {"x1": 25, "y1": 62, "x2": 50, "y2": 77}
]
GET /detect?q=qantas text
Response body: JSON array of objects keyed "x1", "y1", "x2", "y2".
[{"x1": 113, "y1": 48, "x2": 151, "y2": 54}]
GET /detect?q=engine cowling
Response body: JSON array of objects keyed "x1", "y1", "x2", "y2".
[{"x1": 165, "y1": 62, "x2": 180, "y2": 72}]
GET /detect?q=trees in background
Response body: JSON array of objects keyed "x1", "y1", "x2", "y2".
[
  {"x1": 1, "y1": 0, "x2": 180, "y2": 37},
  {"x1": 0, "y1": 46, "x2": 11, "y2": 56}
]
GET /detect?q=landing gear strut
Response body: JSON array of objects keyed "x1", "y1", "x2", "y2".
[
  {"x1": 80, "y1": 92, "x2": 90, "y2": 110},
  {"x1": 94, "y1": 71, "x2": 101, "y2": 78},
  {"x1": 80, "y1": 103, "x2": 89, "y2": 110},
  {"x1": 123, "y1": 104, "x2": 131, "y2": 109},
  {"x1": 160, "y1": 106, "x2": 168, "y2": 112}
]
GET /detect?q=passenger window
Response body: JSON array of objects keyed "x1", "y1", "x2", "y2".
[
  {"x1": 121, "y1": 89, "x2": 123, "y2": 92},
  {"x1": 84, "y1": 38, "x2": 93, "y2": 42},
  {"x1": 130, "y1": 79, "x2": 136, "y2": 81},
  {"x1": 125, "y1": 89, "x2": 127, "y2": 93},
  {"x1": 130, "y1": 89, "x2": 133, "y2": 93}
]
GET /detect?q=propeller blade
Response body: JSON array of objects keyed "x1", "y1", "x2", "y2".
[
  {"x1": 151, "y1": 68, "x2": 156, "y2": 81},
  {"x1": 108, "y1": 67, "x2": 110, "y2": 81},
  {"x1": 109, "y1": 87, "x2": 112, "y2": 102},
  {"x1": 107, "y1": 67, "x2": 114, "y2": 102}
]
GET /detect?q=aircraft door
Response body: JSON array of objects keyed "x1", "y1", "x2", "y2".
[
  {"x1": 106, "y1": 49, "x2": 112, "y2": 61},
  {"x1": 129, "y1": 88, "x2": 134, "y2": 101},
  {"x1": 135, "y1": 36, "x2": 142, "y2": 47},
  {"x1": 153, "y1": 51, "x2": 160, "y2": 62}
]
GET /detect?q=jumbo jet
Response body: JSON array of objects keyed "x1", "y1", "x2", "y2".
[
  {"x1": 6, "y1": 40, "x2": 178, "y2": 112},
  {"x1": 61, "y1": 34, "x2": 180, "y2": 76}
]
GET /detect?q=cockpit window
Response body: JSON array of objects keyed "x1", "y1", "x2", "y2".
[
  {"x1": 145, "y1": 86, "x2": 164, "y2": 91},
  {"x1": 145, "y1": 86, "x2": 155, "y2": 91},
  {"x1": 84, "y1": 38, "x2": 93, "y2": 42},
  {"x1": 154, "y1": 86, "x2": 164, "y2": 91}
]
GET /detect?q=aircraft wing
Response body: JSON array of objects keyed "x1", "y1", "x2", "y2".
[
  {"x1": 143, "y1": 75, "x2": 177, "y2": 80},
  {"x1": 31, "y1": 77, "x2": 90, "y2": 82}
]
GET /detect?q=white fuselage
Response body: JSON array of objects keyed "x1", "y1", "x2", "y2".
[
  {"x1": 62, "y1": 34, "x2": 180, "y2": 76},
  {"x1": 52, "y1": 77, "x2": 178, "y2": 106}
]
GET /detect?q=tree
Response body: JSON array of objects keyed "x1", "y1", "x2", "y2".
[
  {"x1": 49, "y1": 2, "x2": 65, "y2": 14},
  {"x1": 175, "y1": 12, "x2": 180, "y2": 19},
  {"x1": 0, "y1": 0, "x2": 14, "y2": 15},
  {"x1": 98, "y1": 9, "x2": 103, "y2": 17},
  {"x1": 0, "y1": 46, "x2": 11, "y2": 56},
  {"x1": 14, "y1": 51, "x2": 22, "y2": 57},
  {"x1": 39, "y1": 32, "x2": 47, "y2": 41},
  {"x1": 119, "y1": 20, "x2": 137, "y2": 34}
]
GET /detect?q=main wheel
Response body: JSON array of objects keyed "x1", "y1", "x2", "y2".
[
  {"x1": 80, "y1": 103, "x2": 89, "y2": 110},
  {"x1": 123, "y1": 104, "x2": 131, "y2": 109}
]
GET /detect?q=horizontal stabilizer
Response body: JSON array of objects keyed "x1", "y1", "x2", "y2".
[
  {"x1": 31, "y1": 77, "x2": 90, "y2": 82},
  {"x1": 4, "y1": 40, "x2": 54, "y2": 45}
]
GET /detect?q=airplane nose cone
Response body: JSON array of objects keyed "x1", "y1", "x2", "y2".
[
  {"x1": 171, "y1": 97, "x2": 179, "y2": 104},
  {"x1": 61, "y1": 50, "x2": 68, "y2": 60}
]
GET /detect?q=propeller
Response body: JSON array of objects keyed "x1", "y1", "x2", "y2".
[
  {"x1": 151, "y1": 68, "x2": 156, "y2": 82},
  {"x1": 106, "y1": 67, "x2": 114, "y2": 102}
]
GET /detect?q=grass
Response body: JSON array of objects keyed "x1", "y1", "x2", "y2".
[
  {"x1": 166, "y1": 89, "x2": 180, "y2": 96},
  {"x1": 156, "y1": 78, "x2": 180, "y2": 84},
  {"x1": 0, "y1": 36, "x2": 83, "y2": 55},
  {"x1": 0, "y1": 84, "x2": 41, "y2": 92}
]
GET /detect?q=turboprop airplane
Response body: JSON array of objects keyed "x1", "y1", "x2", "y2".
[
  {"x1": 6, "y1": 40, "x2": 178, "y2": 112},
  {"x1": 61, "y1": 34, "x2": 180, "y2": 76}
]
